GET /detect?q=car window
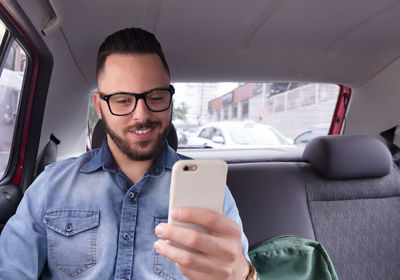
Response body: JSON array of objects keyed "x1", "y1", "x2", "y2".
[
  {"x1": 294, "y1": 131, "x2": 312, "y2": 145},
  {"x1": 87, "y1": 82, "x2": 339, "y2": 149},
  {"x1": 0, "y1": 22, "x2": 28, "y2": 178},
  {"x1": 199, "y1": 127, "x2": 215, "y2": 139},
  {"x1": 215, "y1": 128, "x2": 223, "y2": 138},
  {"x1": 173, "y1": 82, "x2": 339, "y2": 149},
  {"x1": 228, "y1": 125, "x2": 282, "y2": 145},
  {"x1": 87, "y1": 92, "x2": 100, "y2": 148}
]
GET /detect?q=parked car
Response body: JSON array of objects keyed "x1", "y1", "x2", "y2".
[
  {"x1": 188, "y1": 121, "x2": 293, "y2": 148},
  {"x1": 294, "y1": 123, "x2": 330, "y2": 146}
]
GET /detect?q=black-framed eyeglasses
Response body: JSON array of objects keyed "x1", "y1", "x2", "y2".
[{"x1": 98, "y1": 85, "x2": 175, "y2": 116}]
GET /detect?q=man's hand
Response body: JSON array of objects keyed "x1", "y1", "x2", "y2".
[{"x1": 154, "y1": 207, "x2": 250, "y2": 280}]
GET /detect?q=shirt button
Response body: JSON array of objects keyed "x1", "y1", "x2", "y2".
[
  {"x1": 123, "y1": 233, "x2": 130, "y2": 240},
  {"x1": 128, "y1": 192, "x2": 136, "y2": 199},
  {"x1": 65, "y1": 223, "x2": 73, "y2": 232}
]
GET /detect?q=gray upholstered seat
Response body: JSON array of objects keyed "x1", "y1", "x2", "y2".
[
  {"x1": 227, "y1": 162, "x2": 315, "y2": 248},
  {"x1": 227, "y1": 135, "x2": 400, "y2": 279},
  {"x1": 301, "y1": 135, "x2": 400, "y2": 280}
]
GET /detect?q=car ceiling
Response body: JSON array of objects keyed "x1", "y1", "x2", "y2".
[{"x1": 9, "y1": 0, "x2": 400, "y2": 89}]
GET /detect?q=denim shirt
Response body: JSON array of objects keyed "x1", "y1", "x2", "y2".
[{"x1": 0, "y1": 141, "x2": 249, "y2": 280}]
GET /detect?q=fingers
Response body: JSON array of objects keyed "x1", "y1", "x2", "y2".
[
  {"x1": 154, "y1": 239, "x2": 216, "y2": 274},
  {"x1": 154, "y1": 239, "x2": 237, "y2": 279},
  {"x1": 177, "y1": 263, "x2": 236, "y2": 280},
  {"x1": 155, "y1": 208, "x2": 248, "y2": 279},
  {"x1": 171, "y1": 207, "x2": 241, "y2": 237},
  {"x1": 155, "y1": 222, "x2": 219, "y2": 255}
]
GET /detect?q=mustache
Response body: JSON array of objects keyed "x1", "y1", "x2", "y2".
[{"x1": 124, "y1": 120, "x2": 162, "y2": 132}]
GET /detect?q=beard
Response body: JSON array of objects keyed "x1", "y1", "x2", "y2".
[{"x1": 101, "y1": 109, "x2": 171, "y2": 161}]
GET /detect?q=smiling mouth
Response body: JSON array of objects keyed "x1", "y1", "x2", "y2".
[{"x1": 134, "y1": 128, "x2": 152, "y2": 134}]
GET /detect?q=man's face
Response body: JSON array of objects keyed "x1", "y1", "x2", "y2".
[{"x1": 95, "y1": 53, "x2": 172, "y2": 161}]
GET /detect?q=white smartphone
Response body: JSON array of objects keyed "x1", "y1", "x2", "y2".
[{"x1": 168, "y1": 159, "x2": 228, "y2": 233}]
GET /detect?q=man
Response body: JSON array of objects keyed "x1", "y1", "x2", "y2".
[{"x1": 0, "y1": 28, "x2": 255, "y2": 279}]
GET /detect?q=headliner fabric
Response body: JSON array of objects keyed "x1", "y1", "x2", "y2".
[
  {"x1": 249, "y1": 235, "x2": 338, "y2": 280},
  {"x1": 303, "y1": 135, "x2": 392, "y2": 179}
]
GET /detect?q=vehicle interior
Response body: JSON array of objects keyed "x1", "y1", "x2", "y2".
[{"x1": 1, "y1": 0, "x2": 400, "y2": 279}]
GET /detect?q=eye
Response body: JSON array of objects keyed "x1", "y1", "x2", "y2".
[
  {"x1": 112, "y1": 95, "x2": 134, "y2": 106},
  {"x1": 149, "y1": 95, "x2": 163, "y2": 101},
  {"x1": 148, "y1": 91, "x2": 168, "y2": 102}
]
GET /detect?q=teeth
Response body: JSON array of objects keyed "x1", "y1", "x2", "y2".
[{"x1": 134, "y1": 128, "x2": 151, "y2": 134}]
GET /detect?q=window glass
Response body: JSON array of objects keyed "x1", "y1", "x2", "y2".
[
  {"x1": 173, "y1": 82, "x2": 339, "y2": 148},
  {"x1": 294, "y1": 131, "x2": 312, "y2": 145},
  {"x1": 199, "y1": 127, "x2": 215, "y2": 139},
  {"x1": 0, "y1": 23, "x2": 5, "y2": 42},
  {"x1": 87, "y1": 92, "x2": 100, "y2": 148},
  {"x1": 0, "y1": 22, "x2": 28, "y2": 177},
  {"x1": 87, "y1": 82, "x2": 339, "y2": 149},
  {"x1": 228, "y1": 125, "x2": 283, "y2": 145}
]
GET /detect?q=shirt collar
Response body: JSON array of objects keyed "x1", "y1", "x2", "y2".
[
  {"x1": 148, "y1": 141, "x2": 182, "y2": 176},
  {"x1": 80, "y1": 138, "x2": 118, "y2": 173}
]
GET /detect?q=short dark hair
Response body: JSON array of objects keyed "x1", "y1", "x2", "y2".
[{"x1": 96, "y1": 27, "x2": 170, "y2": 80}]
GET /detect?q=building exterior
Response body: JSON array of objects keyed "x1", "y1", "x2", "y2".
[
  {"x1": 208, "y1": 83, "x2": 339, "y2": 138},
  {"x1": 176, "y1": 83, "x2": 237, "y2": 125}
]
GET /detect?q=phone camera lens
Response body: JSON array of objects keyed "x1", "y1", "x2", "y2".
[{"x1": 183, "y1": 166, "x2": 189, "y2": 171}]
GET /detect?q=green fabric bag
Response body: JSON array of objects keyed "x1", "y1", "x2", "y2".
[{"x1": 249, "y1": 235, "x2": 338, "y2": 280}]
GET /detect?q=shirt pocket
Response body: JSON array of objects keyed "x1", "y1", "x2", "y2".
[
  {"x1": 44, "y1": 210, "x2": 100, "y2": 278},
  {"x1": 153, "y1": 215, "x2": 188, "y2": 280}
]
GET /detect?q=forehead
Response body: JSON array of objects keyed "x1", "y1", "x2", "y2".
[{"x1": 98, "y1": 53, "x2": 170, "y2": 92}]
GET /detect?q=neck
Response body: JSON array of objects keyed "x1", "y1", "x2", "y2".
[{"x1": 107, "y1": 137, "x2": 154, "y2": 184}]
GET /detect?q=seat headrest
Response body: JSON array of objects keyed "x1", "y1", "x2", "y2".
[
  {"x1": 91, "y1": 119, "x2": 106, "y2": 150},
  {"x1": 303, "y1": 135, "x2": 392, "y2": 179},
  {"x1": 166, "y1": 123, "x2": 178, "y2": 151}
]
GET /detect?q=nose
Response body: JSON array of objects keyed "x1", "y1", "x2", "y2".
[{"x1": 131, "y1": 98, "x2": 151, "y2": 121}]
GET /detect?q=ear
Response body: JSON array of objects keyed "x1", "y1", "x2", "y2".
[{"x1": 93, "y1": 92, "x2": 103, "y2": 119}]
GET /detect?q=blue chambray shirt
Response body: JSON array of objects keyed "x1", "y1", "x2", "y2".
[{"x1": 0, "y1": 140, "x2": 249, "y2": 279}]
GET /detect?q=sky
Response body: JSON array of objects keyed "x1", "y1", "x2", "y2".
[{"x1": 172, "y1": 82, "x2": 239, "y2": 106}]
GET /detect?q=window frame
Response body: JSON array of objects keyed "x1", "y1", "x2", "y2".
[
  {"x1": 0, "y1": 3, "x2": 53, "y2": 192},
  {"x1": 0, "y1": 16, "x2": 32, "y2": 186}
]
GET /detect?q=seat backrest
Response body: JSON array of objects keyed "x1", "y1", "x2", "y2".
[
  {"x1": 302, "y1": 135, "x2": 400, "y2": 280},
  {"x1": 34, "y1": 134, "x2": 60, "y2": 178},
  {"x1": 91, "y1": 119, "x2": 178, "y2": 151},
  {"x1": 227, "y1": 134, "x2": 400, "y2": 279},
  {"x1": 227, "y1": 162, "x2": 315, "y2": 249}
]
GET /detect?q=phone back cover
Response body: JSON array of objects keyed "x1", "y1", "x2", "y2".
[{"x1": 168, "y1": 159, "x2": 227, "y2": 230}]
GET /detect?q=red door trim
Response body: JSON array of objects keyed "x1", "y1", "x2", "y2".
[
  {"x1": 0, "y1": 4, "x2": 40, "y2": 184},
  {"x1": 329, "y1": 85, "x2": 351, "y2": 135}
]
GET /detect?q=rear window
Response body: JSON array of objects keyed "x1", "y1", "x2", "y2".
[
  {"x1": 228, "y1": 124, "x2": 286, "y2": 145},
  {"x1": 172, "y1": 82, "x2": 339, "y2": 148}
]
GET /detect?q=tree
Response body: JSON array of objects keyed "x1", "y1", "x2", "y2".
[
  {"x1": 173, "y1": 102, "x2": 188, "y2": 122},
  {"x1": 88, "y1": 93, "x2": 100, "y2": 133}
]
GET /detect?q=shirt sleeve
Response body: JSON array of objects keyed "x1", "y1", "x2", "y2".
[
  {"x1": 222, "y1": 186, "x2": 250, "y2": 262},
  {"x1": 0, "y1": 171, "x2": 49, "y2": 279}
]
